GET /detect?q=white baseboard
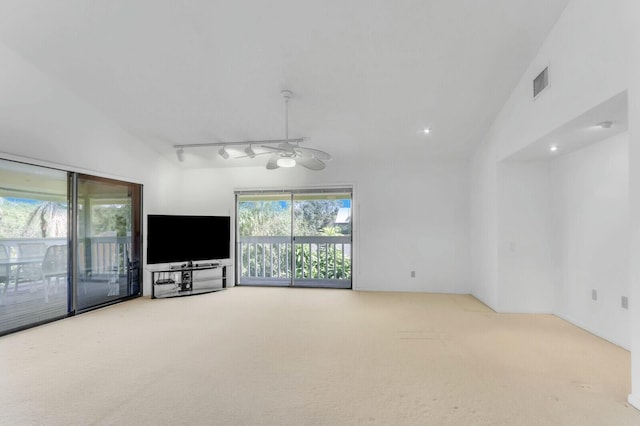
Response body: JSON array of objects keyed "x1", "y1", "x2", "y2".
[
  {"x1": 628, "y1": 394, "x2": 640, "y2": 411},
  {"x1": 554, "y1": 312, "x2": 629, "y2": 351},
  {"x1": 355, "y1": 287, "x2": 471, "y2": 294}
]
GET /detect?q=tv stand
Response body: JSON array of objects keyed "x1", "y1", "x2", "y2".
[{"x1": 150, "y1": 262, "x2": 227, "y2": 299}]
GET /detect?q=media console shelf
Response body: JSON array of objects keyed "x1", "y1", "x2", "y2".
[{"x1": 150, "y1": 262, "x2": 227, "y2": 299}]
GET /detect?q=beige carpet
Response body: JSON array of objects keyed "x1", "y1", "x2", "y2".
[{"x1": 0, "y1": 287, "x2": 638, "y2": 425}]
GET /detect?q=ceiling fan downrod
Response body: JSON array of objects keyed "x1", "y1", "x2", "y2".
[{"x1": 282, "y1": 89, "x2": 293, "y2": 143}]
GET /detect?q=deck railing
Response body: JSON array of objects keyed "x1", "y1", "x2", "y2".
[
  {"x1": 0, "y1": 236, "x2": 131, "y2": 277},
  {"x1": 238, "y1": 235, "x2": 351, "y2": 284},
  {"x1": 81, "y1": 236, "x2": 131, "y2": 276}
]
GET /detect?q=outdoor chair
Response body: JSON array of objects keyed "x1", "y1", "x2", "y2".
[
  {"x1": 41, "y1": 244, "x2": 67, "y2": 303},
  {"x1": 16, "y1": 242, "x2": 47, "y2": 293}
]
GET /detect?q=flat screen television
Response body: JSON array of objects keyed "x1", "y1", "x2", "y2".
[{"x1": 147, "y1": 214, "x2": 231, "y2": 264}]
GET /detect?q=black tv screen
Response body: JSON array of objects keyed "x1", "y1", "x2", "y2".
[{"x1": 147, "y1": 215, "x2": 231, "y2": 264}]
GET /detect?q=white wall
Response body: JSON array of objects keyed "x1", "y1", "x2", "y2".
[
  {"x1": 173, "y1": 154, "x2": 471, "y2": 294},
  {"x1": 0, "y1": 40, "x2": 182, "y2": 294},
  {"x1": 0, "y1": 42, "x2": 178, "y2": 191},
  {"x1": 470, "y1": 0, "x2": 640, "y2": 404},
  {"x1": 470, "y1": 0, "x2": 631, "y2": 311},
  {"x1": 550, "y1": 133, "x2": 630, "y2": 348},
  {"x1": 493, "y1": 0, "x2": 630, "y2": 161},
  {"x1": 355, "y1": 157, "x2": 470, "y2": 293},
  {"x1": 626, "y1": 1, "x2": 640, "y2": 408},
  {"x1": 0, "y1": 40, "x2": 182, "y2": 208},
  {"x1": 492, "y1": 132, "x2": 630, "y2": 342},
  {"x1": 497, "y1": 160, "x2": 553, "y2": 313},
  {"x1": 470, "y1": 141, "x2": 499, "y2": 308}
]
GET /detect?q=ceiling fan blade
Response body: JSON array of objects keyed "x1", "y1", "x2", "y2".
[
  {"x1": 296, "y1": 156, "x2": 326, "y2": 171},
  {"x1": 295, "y1": 146, "x2": 332, "y2": 161},
  {"x1": 266, "y1": 155, "x2": 280, "y2": 170}
]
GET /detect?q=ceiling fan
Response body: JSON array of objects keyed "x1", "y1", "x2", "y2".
[
  {"x1": 173, "y1": 90, "x2": 332, "y2": 171},
  {"x1": 260, "y1": 90, "x2": 331, "y2": 170}
]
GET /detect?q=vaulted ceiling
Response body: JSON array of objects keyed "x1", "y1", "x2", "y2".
[{"x1": 0, "y1": 0, "x2": 570, "y2": 168}]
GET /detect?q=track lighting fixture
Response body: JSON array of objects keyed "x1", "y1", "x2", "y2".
[
  {"x1": 172, "y1": 90, "x2": 331, "y2": 170},
  {"x1": 174, "y1": 138, "x2": 329, "y2": 170}
]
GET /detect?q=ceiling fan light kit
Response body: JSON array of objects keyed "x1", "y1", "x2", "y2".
[
  {"x1": 173, "y1": 90, "x2": 331, "y2": 171},
  {"x1": 276, "y1": 157, "x2": 296, "y2": 168}
]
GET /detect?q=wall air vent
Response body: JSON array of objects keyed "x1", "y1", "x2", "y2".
[{"x1": 533, "y1": 66, "x2": 549, "y2": 98}]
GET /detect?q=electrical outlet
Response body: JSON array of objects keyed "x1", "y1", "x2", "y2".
[
  {"x1": 592, "y1": 289, "x2": 598, "y2": 301},
  {"x1": 410, "y1": 271, "x2": 416, "y2": 278},
  {"x1": 622, "y1": 296, "x2": 629, "y2": 310}
]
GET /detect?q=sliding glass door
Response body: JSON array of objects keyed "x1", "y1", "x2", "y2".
[
  {"x1": 236, "y1": 189, "x2": 352, "y2": 289},
  {"x1": 76, "y1": 175, "x2": 142, "y2": 311},
  {"x1": 292, "y1": 193, "x2": 352, "y2": 288},
  {"x1": 237, "y1": 194, "x2": 292, "y2": 286},
  {"x1": 0, "y1": 160, "x2": 71, "y2": 334},
  {"x1": 0, "y1": 158, "x2": 142, "y2": 335}
]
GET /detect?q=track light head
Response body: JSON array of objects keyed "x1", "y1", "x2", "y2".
[
  {"x1": 245, "y1": 145, "x2": 256, "y2": 158},
  {"x1": 176, "y1": 148, "x2": 184, "y2": 162},
  {"x1": 218, "y1": 147, "x2": 230, "y2": 159}
]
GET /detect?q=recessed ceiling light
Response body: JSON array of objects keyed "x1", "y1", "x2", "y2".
[
  {"x1": 597, "y1": 120, "x2": 613, "y2": 129},
  {"x1": 423, "y1": 127, "x2": 431, "y2": 135},
  {"x1": 549, "y1": 145, "x2": 559, "y2": 153}
]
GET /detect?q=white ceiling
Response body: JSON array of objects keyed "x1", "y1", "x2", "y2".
[{"x1": 0, "y1": 0, "x2": 570, "y2": 169}]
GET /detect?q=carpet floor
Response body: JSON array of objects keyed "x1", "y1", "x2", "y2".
[{"x1": 0, "y1": 287, "x2": 639, "y2": 425}]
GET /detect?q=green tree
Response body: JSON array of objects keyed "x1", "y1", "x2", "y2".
[
  {"x1": 293, "y1": 200, "x2": 343, "y2": 235},
  {"x1": 238, "y1": 201, "x2": 291, "y2": 236},
  {"x1": 295, "y1": 244, "x2": 351, "y2": 279},
  {"x1": 23, "y1": 201, "x2": 68, "y2": 238},
  {"x1": 90, "y1": 203, "x2": 130, "y2": 236}
]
